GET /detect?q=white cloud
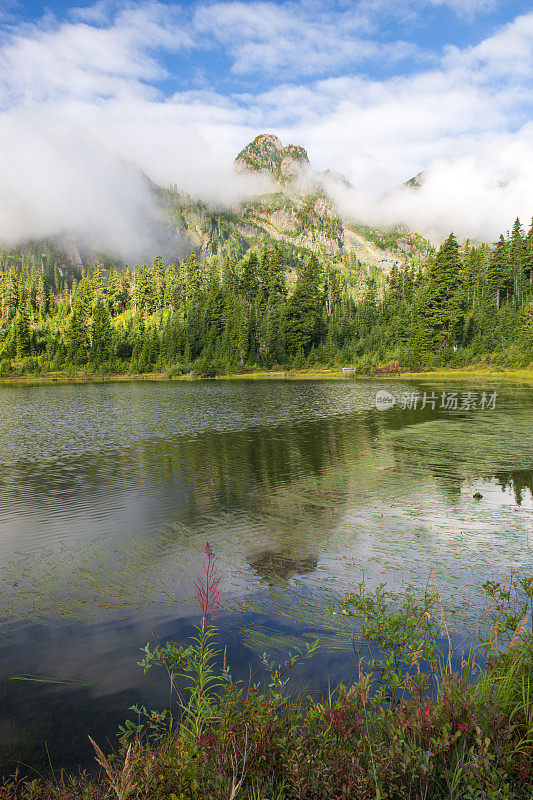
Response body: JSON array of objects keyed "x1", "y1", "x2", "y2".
[
  {"x1": 0, "y1": 3, "x2": 191, "y2": 106},
  {"x1": 0, "y1": 1, "x2": 532, "y2": 257},
  {"x1": 351, "y1": 0, "x2": 498, "y2": 25},
  {"x1": 193, "y1": 1, "x2": 418, "y2": 77},
  {"x1": 327, "y1": 126, "x2": 533, "y2": 242},
  {"x1": 443, "y1": 11, "x2": 533, "y2": 82},
  {"x1": 0, "y1": 108, "x2": 165, "y2": 260}
]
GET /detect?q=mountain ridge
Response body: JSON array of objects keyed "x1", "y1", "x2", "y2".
[{"x1": 1, "y1": 134, "x2": 434, "y2": 297}]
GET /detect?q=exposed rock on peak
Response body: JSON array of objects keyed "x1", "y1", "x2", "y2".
[
  {"x1": 405, "y1": 172, "x2": 424, "y2": 189},
  {"x1": 235, "y1": 134, "x2": 309, "y2": 181}
]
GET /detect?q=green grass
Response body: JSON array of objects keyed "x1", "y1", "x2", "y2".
[{"x1": 0, "y1": 364, "x2": 532, "y2": 387}]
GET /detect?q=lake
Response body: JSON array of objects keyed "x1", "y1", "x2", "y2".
[{"x1": 0, "y1": 378, "x2": 531, "y2": 773}]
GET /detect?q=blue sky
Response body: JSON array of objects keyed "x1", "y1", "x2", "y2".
[
  {"x1": 0, "y1": 0, "x2": 532, "y2": 251},
  {"x1": 5, "y1": 0, "x2": 532, "y2": 97}
]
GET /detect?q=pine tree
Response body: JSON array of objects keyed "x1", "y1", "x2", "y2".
[
  {"x1": 4, "y1": 271, "x2": 19, "y2": 321},
  {"x1": 107, "y1": 268, "x2": 126, "y2": 316},
  {"x1": 163, "y1": 264, "x2": 180, "y2": 312},
  {"x1": 152, "y1": 256, "x2": 165, "y2": 311},
  {"x1": 135, "y1": 264, "x2": 157, "y2": 316},
  {"x1": 90, "y1": 299, "x2": 113, "y2": 366},
  {"x1": 268, "y1": 249, "x2": 286, "y2": 299},
  {"x1": 67, "y1": 305, "x2": 90, "y2": 365},
  {"x1": 425, "y1": 233, "x2": 462, "y2": 348},
  {"x1": 509, "y1": 218, "x2": 526, "y2": 303},
  {"x1": 487, "y1": 234, "x2": 511, "y2": 309},
  {"x1": 240, "y1": 253, "x2": 259, "y2": 306},
  {"x1": 75, "y1": 274, "x2": 94, "y2": 319},
  {"x1": 14, "y1": 307, "x2": 31, "y2": 359},
  {"x1": 181, "y1": 253, "x2": 202, "y2": 302},
  {"x1": 407, "y1": 288, "x2": 433, "y2": 368},
  {"x1": 284, "y1": 254, "x2": 323, "y2": 356},
  {"x1": 37, "y1": 272, "x2": 51, "y2": 316}
]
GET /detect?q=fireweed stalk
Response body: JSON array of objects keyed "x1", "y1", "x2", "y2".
[
  {"x1": 134, "y1": 542, "x2": 232, "y2": 743},
  {"x1": 52, "y1": 566, "x2": 533, "y2": 799}
]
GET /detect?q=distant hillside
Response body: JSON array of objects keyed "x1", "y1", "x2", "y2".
[
  {"x1": 0, "y1": 239, "x2": 84, "y2": 293},
  {"x1": 1, "y1": 134, "x2": 434, "y2": 297},
  {"x1": 156, "y1": 134, "x2": 433, "y2": 298}
]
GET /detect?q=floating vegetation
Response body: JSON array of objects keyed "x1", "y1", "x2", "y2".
[
  {"x1": 5, "y1": 673, "x2": 91, "y2": 684},
  {"x1": 0, "y1": 532, "x2": 197, "y2": 629}
]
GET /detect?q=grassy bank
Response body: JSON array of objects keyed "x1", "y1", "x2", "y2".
[
  {"x1": 2, "y1": 555, "x2": 532, "y2": 800},
  {"x1": 0, "y1": 365, "x2": 532, "y2": 387}
]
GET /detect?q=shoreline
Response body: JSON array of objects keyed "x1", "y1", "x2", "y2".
[{"x1": 0, "y1": 366, "x2": 532, "y2": 386}]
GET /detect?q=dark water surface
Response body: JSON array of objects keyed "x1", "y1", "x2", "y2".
[{"x1": 0, "y1": 378, "x2": 531, "y2": 773}]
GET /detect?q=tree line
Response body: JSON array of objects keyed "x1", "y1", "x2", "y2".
[{"x1": 0, "y1": 217, "x2": 532, "y2": 377}]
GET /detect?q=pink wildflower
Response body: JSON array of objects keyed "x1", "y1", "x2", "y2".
[
  {"x1": 458, "y1": 723, "x2": 468, "y2": 732},
  {"x1": 194, "y1": 542, "x2": 221, "y2": 622}
]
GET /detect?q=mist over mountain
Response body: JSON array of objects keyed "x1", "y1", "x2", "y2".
[{"x1": 0, "y1": 132, "x2": 434, "y2": 288}]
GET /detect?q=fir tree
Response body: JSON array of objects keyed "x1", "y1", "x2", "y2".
[
  {"x1": 67, "y1": 306, "x2": 90, "y2": 365},
  {"x1": 90, "y1": 299, "x2": 113, "y2": 366},
  {"x1": 425, "y1": 233, "x2": 462, "y2": 348},
  {"x1": 487, "y1": 234, "x2": 511, "y2": 309},
  {"x1": 14, "y1": 307, "x2": 31, "y2": 359},
  {"x1": 284, "y1": 254, "x2": 323, "y2": 356}
]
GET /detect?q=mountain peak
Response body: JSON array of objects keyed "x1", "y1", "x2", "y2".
[{"x1": 235, "y1": 133, "x2": 309, "y2": 180}]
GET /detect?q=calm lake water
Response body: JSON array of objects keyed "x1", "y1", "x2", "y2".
[{"x1": 0, "y1": 378, "x2": 531, "y2": 773}]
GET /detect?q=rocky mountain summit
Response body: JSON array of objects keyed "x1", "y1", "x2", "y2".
[
  {"x1": 233, "y1": 134, "x2": 430, "y2": 273},
  {"x1": 1, "y1": 134, "x2": 431, "y2": 298},
  {"x1": 235, "y1": 135, "x2": 344, "y2": 258},
  {"x1": 155, "y1": 133, "x2": 433, "y2": 298},
  {"x1": 235, "y1": 134, "x2": 310, "y2": 182}
]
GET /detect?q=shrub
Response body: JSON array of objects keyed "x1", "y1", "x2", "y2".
[{"x1": 3, "y1": 561, "x2": 533, "y2": 800}]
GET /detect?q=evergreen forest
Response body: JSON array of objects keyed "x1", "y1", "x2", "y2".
[{"x1": 1, "y1": 217, "x2": 533, "y2": 378}]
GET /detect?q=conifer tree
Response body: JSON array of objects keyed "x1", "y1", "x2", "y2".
[
  {"x1": 163, "y1": 264, "x2": 180, "y2": 312},
  {"x1": 37, "y1": 272, "x2": 51, "y2": 316},
  {"x1": 75, "y1": 274, "x2": 94, "y2": 319},
  {"x1": 67, "y1": 305, "x2": 90, "y2": 365},
  {"x1": 240, "y1": 253, "x2": 259, "y2": 306},
  {"x1": 90, "y1": 298, "x2": 113, "y2": 366},
  {"x1": 269, "y1": 250, "x2": 287, "y2": 299},
  {"x1": 487, "y1": 234, "x2": 511, "y2": 309},
  {"x1": 14, "y1": 307, "x2": 31, "y2": 359},
  {"x1": 4, "y1": 271, "x2": 19, "y2": 320},
  {"x1": 425, "y1": 233, "x2": 462, "y2": 347},
  {"x1": 107, "y1": 268, "x2": 126, "y2": 316},
  {"x1": 152, "y1": 256, "x2": 165, "y2": 311},
  {"x1": 181, "y1": 253, "x2": 202, "y2": 302},
  {"x1": 284, "y1": 254, "x2": 323, "y2": 355}
]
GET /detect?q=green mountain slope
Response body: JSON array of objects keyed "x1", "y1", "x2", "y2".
[
  {"x1": 156, "y1": 134, "x2": 433, "y2": 297},
  {"x1": 0, "y1": 134, "x2": 433, "y2": 298}
]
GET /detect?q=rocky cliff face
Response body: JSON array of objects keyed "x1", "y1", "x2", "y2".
[
  {"x1": 141, "y1": 133, "x2": 433, "y2": 306},
  {"x1": 235, "y1": 134, "x2": 310, "y2": 182},
  {"x1": 157, "y1": 134, "x2": 431, "y2": 300},
  {"x1": 232, "y1": 135, "x2": 432, "y2": 273},
  {"x1": 234, "y1": 134, "x2": 344, "y2": 256}
]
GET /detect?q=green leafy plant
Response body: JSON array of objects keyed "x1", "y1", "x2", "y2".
[
  {"x1": 133, "y1": 543, "x2": 233, "y2": 743},
  {"x1": 330, "y1": 578, "x2": 448, "y2": 708}
]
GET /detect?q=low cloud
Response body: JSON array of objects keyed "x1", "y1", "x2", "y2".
[
  {"x1": 0, "y1": 1, "x2": 532, "y2": 259},
  {"x1": 325, "y1": 127, "x2": 533, "y2": 242}
]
